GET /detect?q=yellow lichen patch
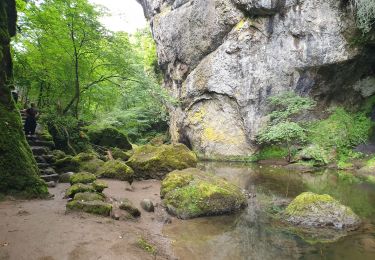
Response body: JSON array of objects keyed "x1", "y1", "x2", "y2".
[
  {"x1": 202, "y1": 126, "x2": 242, "y2": 145},
  {"x1": 235, "y1": 19, "x2": 246, "y2": 31},
  {"x1": 189, "y1": 108, "x2": 206, "y2": 124}
]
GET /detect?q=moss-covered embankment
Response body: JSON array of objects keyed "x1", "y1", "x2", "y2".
[{"x1": 0, "y1": 0, "x2": 48, "y2": 197}]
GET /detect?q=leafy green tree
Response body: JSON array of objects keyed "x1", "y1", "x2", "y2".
[{"x1": 257, "y1": 92, "x2": 316, "y2": 162}]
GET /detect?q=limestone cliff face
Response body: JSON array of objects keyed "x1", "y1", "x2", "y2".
[{"x1": 138, "y1": 0, "x2": 375, "y2": 159}]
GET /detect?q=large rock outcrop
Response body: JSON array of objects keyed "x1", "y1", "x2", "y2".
[
  {"x1": 0, "y1": 0, "x2": 48, "y2": 197},
  {"x1": 138, "y1": 0, "x2": 375, "y2": 159}
]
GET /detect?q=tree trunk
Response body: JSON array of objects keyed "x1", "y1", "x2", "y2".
[{"x1": 0, "y1": 0, "x2": 48, "y2": 197}]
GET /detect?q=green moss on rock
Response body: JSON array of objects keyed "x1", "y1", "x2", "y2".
[
  {"x1": 54, "y1": 156, "x2": 80, "y2": 173},
  {"x1": 284, "y1": 192, "x2": 361, "y2": 229},
  {"x1": 92, "y1": 180, "x2": 108, "y2": 193},
  {"x1": 69, "y1": 172, "x2": 97, "y2": 185},
  {"x1": 0, "y1": 105, "x2": 48, "y2": 197},
  {"x1": 65, "y1": 183, "x2": 96, "y2": 198},
  {"x1": 161, "y1": 168, "x2": 247, "y2": 219},
  {"x1": 66, "y1": 200, "x2": 112, "y2": 216},
  {"x1": 87, "y1": 127, "x2": 132, "y2": 150},
  {"x1": 73, "y1": 192, "x2": 105, "y2": 202},
  {"x1": 110, "y1": 147, "x2": 131, "y2": 161},
  {"x1": 127, "y1": 144, "x2": 198, "y2": 179},
  {"x1": 119, "y1": 198, "x2": 141, "y2": 217},
  {"x1": 97, "y1": 160, "x2": 134, "y2": 183}
]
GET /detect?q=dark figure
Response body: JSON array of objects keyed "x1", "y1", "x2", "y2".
[
  {"x1": 11, "y1": 90, "x2": 18, "y2": 103},
  {"x1": 24, "y1": 103, "x2": 38, "y2": 136}
]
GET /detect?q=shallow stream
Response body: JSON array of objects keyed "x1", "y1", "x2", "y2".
[{"x1": 163, "y1": 162, "x2": 375, "y2": 260}]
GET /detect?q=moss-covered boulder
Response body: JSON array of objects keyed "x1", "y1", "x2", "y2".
[
  {"x1": 284, "y1": 192, "x2": 361, "y2": 229},
  {"x1": 65, "y1": 183, "x2": 96, "y2": 198},
  {"x1": 110, "y1": 147, "x2": 132, "y2": 161},
  {"x1": 92, "y1": 180, "x2": 108, "y2": 193},
  {"x1": 66, "y1": 200, "x2": 112, "y2": 216},
  {"x1": 51, "y1": 150, "x2": 66, "y2": 160},
  {"x1": 0, "y1": 0, "x2": 47, "y2": 198},
  {"x1": 161, "y1": 168, "x2": 247, "y2": 219},
  {"x1": 127, "y1": 144, "x2": 198, "y2": 179},
  {"x1": 73, "y1": 192, "x2": 105, "y2": 202},
  {"x1": 87, "y1": 127, "x2": 132, "y2": 150},
  {"x1": 119, "y1": 198, "x2": 141, "y2": 217},
  {"x1": 97, "y1": 160, "x2": 134, "y2": 183},
  {"x1": 54, "y1": 156, "x2": 80, "y2": 173},
  {"x1": 69, "y1": 172, "x2": 97, "y2": 185},
  {"x1": 73, "y1": 152, "x2": 104, "y2": 174}
]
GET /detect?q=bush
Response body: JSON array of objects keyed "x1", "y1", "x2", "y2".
[{"x1": 308, "y1": 107, "x2": 372, "y2": 155}]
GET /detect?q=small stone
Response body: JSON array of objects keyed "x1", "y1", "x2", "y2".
[
  {"x1": 46, "y1": 181, "x2": 56, "y2": 188},
  {"x1": 140, "y1": 199, "x2": 154, "y2": 212},
  {"x1": 119, "y1": 199, "x2": 141, "y2": 217}
]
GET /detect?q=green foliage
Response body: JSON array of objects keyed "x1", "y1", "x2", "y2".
[
  {"x1": 308, "y1": 107, "x2": 372, "y2": 158},
  {"x1": 137, "y1": 238, "x2": 157, "y2": 255},
  {"x1": 297, "y1": 145, "x2": 329, "y2": 166},
  {"x1": 257, "y1": 92, "x2": 316, "y2": 161},
  {"x1": 268, "y1": 92, "x2": 316, "y2": 123},
  {"x1": 256, "y1": 146, "x2": 288, "y2": 161},
  {"x1": 352, "y1": 0, "x2": 375, "y2": 33},
  {"x1": 258, "y1": 122, "x2": 307, "y2": 145},
  {"x1": 41, "y1": 112, "x2": 90, "y2": 154}
]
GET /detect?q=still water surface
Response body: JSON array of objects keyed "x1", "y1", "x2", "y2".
[{"x1": 163, "y1": 162, "x2": 375, "y2": 260}]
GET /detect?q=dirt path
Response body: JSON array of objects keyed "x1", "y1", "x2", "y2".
[{"x1": 0, "y1": 180, "x2": 175, "y2": 260}]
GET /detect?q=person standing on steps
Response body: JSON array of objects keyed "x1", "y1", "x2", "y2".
[{"x1": 24, "y1": 103, "x2": 39, "y2": 137}]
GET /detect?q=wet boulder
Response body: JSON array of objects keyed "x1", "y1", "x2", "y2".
[
  {"x1": 87, "y1": 127, "x2": 132, "y2": 150},
  {"x1": 66, "y1": 200, "x2": 112, "y2": 216},
  {"x1": 284, "y1": 192, "x2": 361, "y2": 229},
  {"x1": 140, "y1": 199, "x2": 154, "y2": 212},
  {"x1": 161, "y1": 168, "x2": 247, "y2": 219},
  {"x1": 69, "y1": 172, "x2": 97, "y2": 185},
  {"x1": 127, "y1": 144, "x2": 198, "y2": 179},
  {"x1": 97, "y1": 160, "x2": 134, "y2": 183}
]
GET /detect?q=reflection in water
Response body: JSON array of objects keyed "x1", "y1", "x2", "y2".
[{"x1": 164, "y1": 162, "x2": 375, "y2": 260}]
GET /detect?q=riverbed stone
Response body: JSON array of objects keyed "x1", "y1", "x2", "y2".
[
  {"x1": 92, "y1": 180, "x2": 108, "y2": 193},
  {"x1": 140, "y1": 199, "x2": 155, "y2": 212},
  {"x1": 284, "y1": 192, "x2": 361, "y2": 229},
  {"x1": 127, "y1": 144, "x2": 198, "y2": 179},
  {"x1": 97, "y1": 160, "x2": 134, "y2": 183},
  {"x1": 66, "y1": 200, "x2": 112, "y2": 216},
  {"x1": 161, "y1": 168, "x2": 247, "y2": 219},
  {"x1": 65, "y1": 183, "x2": 96, "y2": 198},
  {"x1": 73, "y1": 192, "x2": 105, "y2": 202},
  {"x1": 119, "y1": 198, "x2": 141, "y2": 217}
]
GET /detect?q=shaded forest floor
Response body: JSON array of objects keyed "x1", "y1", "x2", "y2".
[{"x1": 0, "y1": 180, "x2": 174, "y2": 260}]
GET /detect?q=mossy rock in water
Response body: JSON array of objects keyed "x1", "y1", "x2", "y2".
[
  {"x1": 161, "y1": 168, "x2": 247, "y2": 219},
  {"x1": 54, "y1": 156, "x2": 80, "y2": 173},
  {"x1": 97, "y1": 160, "x2": 134, "y2": 183},
  {"x1": 70, "y1": 172, "x2": 97, "y2": 185},
  {"x1": 73, "y1": 192, "x2": 105, "y2": 202},
  {"x1": 92, "y1": 180, "x2": 108, "y2": 193},
  {"x1": 65, "y1": 183, "x2": 96, "y2": 198},
  {"x1": 284, "y1": 192, "x2": 361, "y2": 229},
  {"x1": 66, "y1": 200, "x2": 112, "y2": 216},
  {"x1": 87, "y1": 127, "x2": 132, "y2": 150},
  {"x1": 119, "y1": 198, "x2": 141, "y2": 217},
  {"x1": 127, "y1": 144, "x2": 198, "y2": 179}
]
